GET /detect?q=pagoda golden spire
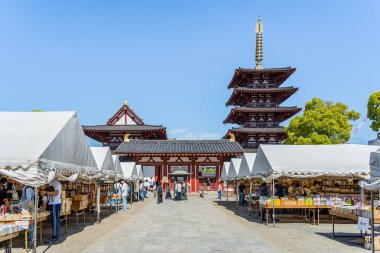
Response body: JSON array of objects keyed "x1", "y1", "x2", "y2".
[
  {"x1": 255, "y1": 16, "x2": 263, "y2": 69},
  {"x1": 123, "y1": 100, "x2": 127, "y2": 106}
]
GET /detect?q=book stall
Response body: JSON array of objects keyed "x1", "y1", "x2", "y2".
[
  {"x1": 0, "y1": 112, "x2": 99, "y2": 252},
  {"x1": 250, "y1": 144, "x2": 378, "y2": 228}
]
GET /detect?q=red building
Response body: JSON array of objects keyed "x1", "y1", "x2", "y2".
[
  {"x1": 83, "y1": 101, "x2": 167, "y2": 150},
  {"x1": 115, "y1": 140, "x2": 243, "y2": 192},
  {"x1": 224, "y1": 17, "x2": 301, "y2": 150}
]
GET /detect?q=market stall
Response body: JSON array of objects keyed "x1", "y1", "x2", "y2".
[
  {"x1": 227, "y1": 158, "x2": 242, "y2": 204},
  {"x1": 251, "y1": 144, "x2": 379, "y2": 227},
  {"x1": 120, "y1": 162, "x2": 138, "y2": 205},
  {"x1": 0, "y1": 111, "x2": 98, "y2": 252},
  {"x1": 90, "y1": 147, "x2": 116, "y2": 223}
]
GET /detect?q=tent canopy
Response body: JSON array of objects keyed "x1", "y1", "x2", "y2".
[
  {"x1": 252, "y1": 144, "x2": 379, "y2": 179},
  {"x1": 137, "y1": 165, "x2": 144, "y2": 179},
  {"x1": 370, "y1": 149, "x2": 380, "y2": 180},
  {"x1": 120, "y1": 162, "x2": 137, "y2": 180},
  {"x1": 0, "y1": 112, "x2": 98, "y2": 187},
  {"x1": 220, "y1": 162, "x2": 230, "y2": 180},
  {"x1": 238, "y1": 153, "x2": 257, "y2": 178},
  {"x1": 227, "y1": 158, "x2": 242, "y2": 179},
  {"x1": 112, "y1": 155, "x2": 124, "y2": 179},
  {"x1": 90, "y1": 147, "x2": 115, "y2": 177}
]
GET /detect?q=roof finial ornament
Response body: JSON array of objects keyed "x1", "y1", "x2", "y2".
[
  {"x1": 255, "y1": 16, "x2": 263, "y2": 69},
  {"x1": 123, "y1": 100, "x2": 127, "y2": 106}
]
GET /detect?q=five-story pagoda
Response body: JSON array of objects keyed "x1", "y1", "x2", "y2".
[{"x1": 224, "y1": 17, "x2": 301, "y2": 150}]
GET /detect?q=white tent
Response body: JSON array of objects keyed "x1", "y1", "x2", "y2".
[
  {"x1": 370, "y1": 149, "x2": 380, "y2": 180},
  {"x1": 220, "y1": 162, "x2": 230, "y2": 180},
  {"x1": 227, "y1": 158, "x2": 242, "y2": 179},
  {"x1": 112, "y1": 155, "x2": 124, "y2": 179},
  {"x1": 0, "y1": 111, "x2": 98, "y2": 252},
  {"x1": 120, "y1": 162, "x2": 137, "y2": 180},
  {"x1": 137, "y1": 165, "x2": 144, "y2": 180},
  {"x1": 0, "y1": 112, "x2": 98, "y2": 187},
  {"x1": 238, "y1": 153, "x2": 257, "y2": 178},
  {"x1": 90, "y1": 147, "x2": 115, "y2": 177},
  {"x1": 252, "y1": 144, "x2": 379, "y2": 179},
  {"x1": 359, "y1": 149, "x2": 380, "y2": 190}
]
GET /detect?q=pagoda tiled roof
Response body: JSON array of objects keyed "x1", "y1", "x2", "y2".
[
  {"x1": 228, "y1": 67, "x2": 296, "y2": 88},
  {"x1": 229, "y1": 127, "x2": 286, "y2": 134},
  {"x1": 223, "y1": 106, "x2": 301, "y2": 124},
  {"x1": 83, "y1": 124, "x2": 166, "y2": 132},
  {"x1": 226, "y1": 87, "x2": 298, "y2": 106},
  {"x1": 115, "y1": 140, "x2": 244, "y2": 155}
]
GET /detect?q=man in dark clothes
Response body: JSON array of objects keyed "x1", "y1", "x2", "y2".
[{"x1": 238, "y1": 184, "x2": 245, "y2": 206}]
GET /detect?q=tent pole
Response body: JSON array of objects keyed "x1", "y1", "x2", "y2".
[
  {"x1": 32, "y1": 186, "x2": 39, "y2": 253},
  {"x1": 96, "y1": 179, "x2": 101, "y2": 223},
  {"x1": 371, "y1": 191, "x2": 375, "y2": 253},
  {"x1": 236, "y1": 179, "x2": 239, "y2": 209},
  {"x1": 272, "y1": 177, "x2": 275, "y2": 227},
  {"x1": 226, "y1": 180, "x2": 228, "y2": 204},
  {"x1": 249, "y1": 179, "x2": 253, "y2": 215}
]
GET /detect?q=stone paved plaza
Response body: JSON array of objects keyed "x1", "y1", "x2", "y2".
[{"x1": 13, "y1": 192, "x2": 368, "y2": 253}]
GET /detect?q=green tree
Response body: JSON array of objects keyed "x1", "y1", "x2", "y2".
[
  {"x1": 367, "y1": 91, "x2": 380, "y2": 136},
  {"x1": 32, "y1": 109, "x2": 44, "y2": 112},
  {"x1": 285, "y1": 98, "x2": 360, "y2": 144}
]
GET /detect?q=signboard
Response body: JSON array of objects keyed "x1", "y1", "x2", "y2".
[
  {"x1": 170, "y1": 166, "x2": 188, "y2": 173},
  {"x1": 357, "y1": 217, "x2": 370, "y2": 231},
  {"x1": 199, "y1": 166, "x2": 216, "y2": 177}
]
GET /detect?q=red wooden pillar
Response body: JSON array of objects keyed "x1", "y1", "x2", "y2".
[
  {"x1": 191, "y1": 156, "x2": 196, "y2": 192},
  {"x1": 155, "y1": 166, "x2": 159, "y2": 183}
]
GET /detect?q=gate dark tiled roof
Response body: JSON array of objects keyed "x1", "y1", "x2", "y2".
[
  {"x1": 115, "y1": 140, "x2": 244, "y2": 155},
  {"x1": 83, "y1": 125, "x2": 165, "y2": 132}
]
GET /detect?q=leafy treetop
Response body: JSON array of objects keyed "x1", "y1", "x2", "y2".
[
  {"x1": 367, "y1": 91, "x2": 380, "y2": 136},
  {"x1": 285, "y1": 97, "x2": 360, "y2": 144}
]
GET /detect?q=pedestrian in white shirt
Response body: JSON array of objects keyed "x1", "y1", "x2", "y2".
[
  {"x1": 45, "y1": 180, "x2": 62, "y2": 244},
  {"x1": 176, "y1": 182, "x2": 182, "y2": 201},
  {"x1": 120, "y1": 180, "x2": 129, "y2": 211}
]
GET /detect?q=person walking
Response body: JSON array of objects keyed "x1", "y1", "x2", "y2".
[
  {"x1": 217, "y1": 181, "x2": 222, "y2": 201},
  {"x1": 157, "y1": 182, "x2": 163, "y2": 204},
  {"x1": 165, "y1": 183, "x2": 171, "y2": 199},
  {"x1": 238, "y1": 183, "x2": 245, "y2": 206},
  {"x1": 120, "y1": 180, "x2": 129, "y2": 211},
  {"x1": 206, "y1": 178, "x2": 211, "y2": 193},
  {"x1": 45, "y1": 179, "x2": 62, "y2": 244},
  {"x1": 176, "y1": 181, "x2": 182, "y2": 201},
  {"x1": 139, "y1": 181, "x2": 145, "y2": 201},
  {"x1": 20, "y1": 184, "x2": 35, "y2": 248}
]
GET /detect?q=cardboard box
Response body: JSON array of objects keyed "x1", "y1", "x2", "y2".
[
  {"x1": 71, "y1": 199, "x2": 88, "y2": 211},
  {"x1": 74, "y1": 195, "x2": 88, "y2": 201}
]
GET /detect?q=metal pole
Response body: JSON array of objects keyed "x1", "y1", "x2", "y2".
[
  {"x1": 32, "y1": 186, "x2": 39, "y2": 253},
  {"x1": 236, "y1": 179, "x2": 239, "y2": 209},
  {"x1": 226, "y1": 180, "x2": 229, "y2": 204},
  {"x1": 249, "y1": 180, "x2": 253, "y2": 215},
  {"x1": 272, "y1": 177, "x2": 276, "y2": 227},
  {"x1": 96, "y1": 180, "x2": 101, "y2": 223},
  {"x1": 371, "y1": 191, "x2": 375, "y2": 253}
]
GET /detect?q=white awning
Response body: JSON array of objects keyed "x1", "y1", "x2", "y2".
[
  {"x1": 0, "y1": 112, "x2": 98, "y2": 187},
  {"x1": 90, "y1": 147, "x2": 115, "y2": 178},
  {"x1": 252, "y1": 144, "x2": 379, "y2": 179},
  {"x1": 112, "y1": 155, "x2": 124, "y2": 179},
  {"x1": 120, "y1": 162, "x2": 137, "y2": 180},
  {"x1": 220, "y1": 162, "x2": 230, "y2": 180},
  {"x1": 137, "y1": 165, "x2": 144, "y2": 179},
  {"x1": 227, "y1": 158, "x2": 242, "y2": 179},
  {"x1": 370, "y1": 149, "x2": 380, "y2": 180},
  {"x1": 238, "y1": 153, "x2": 257, "y2": 178}
]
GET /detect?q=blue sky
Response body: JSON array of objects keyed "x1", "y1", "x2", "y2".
[{"x1": 0, "y1": 1, "x2": 379, "y2": 145}]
